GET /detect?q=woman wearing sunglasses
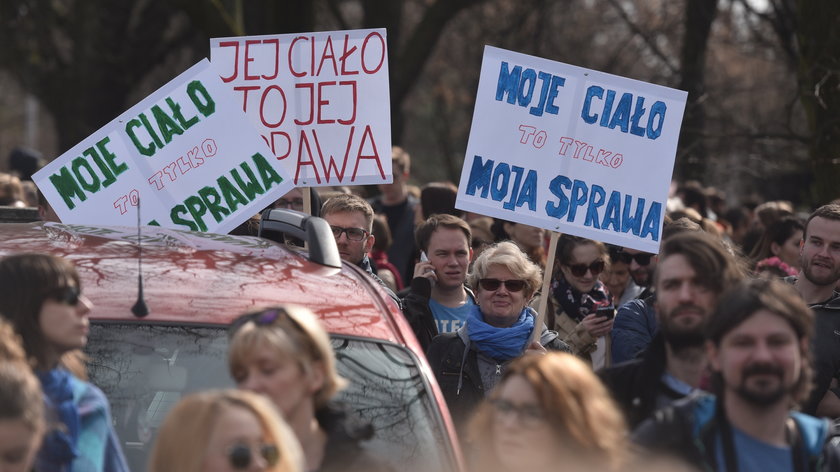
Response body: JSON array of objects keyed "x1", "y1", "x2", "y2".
[
  {"x1": 227, "y1": 305, "x2": 389, "y2": 472},
  {"x1": 0, "y1": 253, "x2": 129, "y2": 471},
  {"x1": 542, "y1": 235, "x2": 614, "y2": 369},
  {"x1": 426, "y1": 241, "x2": 571, "y2": 429},
  {"x1": 149, "y1": 389, "x2": 302, "y2": 472},
  {"x1": 466, "y1": 352, "x2": 630, "y2": 472}
]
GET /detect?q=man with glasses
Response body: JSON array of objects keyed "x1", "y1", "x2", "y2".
[
  {"x1": 599, "y1": 231, "x2": 742, "y2": 428},
  {"x1": 321, "y1": 194, "x2": 401, "y2": 308}
]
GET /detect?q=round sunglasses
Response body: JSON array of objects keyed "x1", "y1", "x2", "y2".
[{"x1": 228, "y1": 442, "x2": 279, "y2": 470}]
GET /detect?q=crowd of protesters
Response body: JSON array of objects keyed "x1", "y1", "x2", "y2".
[{"x1": 2, "y1": 143, "x2": 840, "y2": 471}]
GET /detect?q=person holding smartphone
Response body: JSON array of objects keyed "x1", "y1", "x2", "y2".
[{"x1": 536, "y1": 235, "x2": 614, "y2": 369}]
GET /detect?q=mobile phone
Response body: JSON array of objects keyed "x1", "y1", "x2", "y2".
[
  {"x1": 420, "y1": 251, "x2": 429, "y2": 262},
  {"x1": 596, "y1": 306, "x2": 615, "y2": 320}
]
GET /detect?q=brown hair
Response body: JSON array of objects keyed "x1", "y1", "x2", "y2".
[
  {"x1": 706, "y1": 278, "x2": 814, "y2": 406},
  {"x1": 654, "y1": 232, "x2": 744, "y2": 294},
  {"x1": 468, "y1": 352, "x2": 629, "y2": 470},
  {"x1": 0, "y1": 318, "x2": 45, "y2": 436},
  {"x1": 0, "y1": 253, "x2": 82, "y2": 369},
  {"x1": 414, "y1": 213, "x2": 471, "y2": 253},
  {"x1": 391, "y1": 146, "x2": 411, "y2": 175},
  {"x1": 804, "y1": 203, "x2": 840, "y2": 239}
]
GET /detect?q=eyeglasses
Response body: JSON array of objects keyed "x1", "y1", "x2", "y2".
[
  {"x1": 567, "y1": 260, "x2": 605, "y2": 277},
  {"x1": 490, "y1": 398, "x2": 545, "y2": 426},
  {"x1": 478, "y1": 278, "x2": 527, "y2": 292},
  {"x1": 614, "y1": 251, "x2": 653, "y2": 266},
  {"x1": 48, "y1": 286, "x2": 81, "y2": 306},
  {"x1": 329, "y1": 225, "x2": 369, "y2": 242},
  {"x1": 274, "y1": 198, "x2": 304, "y2": 210},
  {"x1": 228, "y1": 442, "x2": 279, "y2": 469}
]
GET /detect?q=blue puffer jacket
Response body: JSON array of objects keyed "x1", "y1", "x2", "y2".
[
  {"x1": 633, "y1": 394, "x2": 840, "y2": 471},
  {"x1": 610, "y1": 296, "x2": 657, "y2": 364}
]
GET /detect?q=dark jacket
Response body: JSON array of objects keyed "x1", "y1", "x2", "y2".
[
  {"x1": 400, "y1": 277, "x2": 475, "y2": 351},
  {"x1": 633, "y1": 393, "x2": 840, "y2": 472},
  {"x1": 369, "y1": 194, "x2": 418, "y2": 285},
  {"x1": 317, "y1": 404, "x2": 392, "y2": 472},
  {"x1": 610, "y1": 295, "x2": 658, "y2": 364},
  {"x1": 426, "y1": 320, "x2": 571, "y2": 430},
  {"x1": 789, "y1": 277, "x2": 840, "y2": 414},
  {"x1": 598, "y1": 333, "x2": 686, "y2": 429},
  {"x1": 358, "y1": 255, "x2": 403, "y2": 310}
]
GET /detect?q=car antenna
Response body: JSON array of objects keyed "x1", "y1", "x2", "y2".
[{"x1": 131, "y1": 196, "x2": 149, "y2": 318}]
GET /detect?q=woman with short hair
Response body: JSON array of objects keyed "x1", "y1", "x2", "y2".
[
  {"x1": 426, "y1": 241, "x2": 570, "y2": 428},
  {"x1": 467, "y1": 352, "x2": 630, "y2": 471},
  {"x1": 0, "y1": 253, "x2": 128, "y2": 471},
  {"x1": 228, "y1": 305, "x2": 388, "y2": 472},
  {"x1": 149, "y1": 389, "x2": 302, "y2": 472}
]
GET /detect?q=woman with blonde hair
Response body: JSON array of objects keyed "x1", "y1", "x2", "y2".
[
  {"x1": 228, "y1": 305, "x2": 388, "y2": 472},
  {"x1": 427, "y1": 241, "x2": 571, "y2": 428},
  {"x1": 467, "y1": 352, "x2": 630, "y2": 472},
  {"x1": 149, "y1": 389, "x2": 302, "y2": 472}
]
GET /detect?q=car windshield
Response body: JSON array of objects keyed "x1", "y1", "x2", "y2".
[{"x1": 86, "y1": 323, "x2": 454, "y2": 472}]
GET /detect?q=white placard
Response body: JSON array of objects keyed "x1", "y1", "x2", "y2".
[
  {"x1": 34, "y1": 59, "x2": 294, "y2": 234},
  {"x1": 456, "y1": 46, "x2": 688, "y2": 253},
  {"x1": 210, "y1": 28, "x2": 392, "y2": 187}
]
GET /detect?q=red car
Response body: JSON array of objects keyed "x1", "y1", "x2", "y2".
[{"x1": 0, "y1": 210, "x2": 464, "y2": 472}]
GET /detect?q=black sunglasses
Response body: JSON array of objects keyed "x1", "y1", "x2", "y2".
[
  {"x1": 228, "y1": 443, "x2": 279, "y2": 469},
  {"x1": 49, "y1": 286, "x2": 81, "y2": 306},
  {"x1": 567, "y1": 260, "x2": 606, "y2": 277},
  {"x1": 329, "y1": 225, "x2": 369, "y2": 242},
  {"x1": 478, "y1": 278, "x2": 527, "y2": 292},
  {"x1": 614, "y1": 251, "x2": 653, "y2": 266}
]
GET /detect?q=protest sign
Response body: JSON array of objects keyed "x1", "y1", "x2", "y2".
[
  {"x1": 210, "y1": 28, "x2": 392, "y2": 187},
  {"x1": 34, "y1": 59, "x2": 294, "y2": 234},
  {"x1": 456, "y1": 46, "x2": 687, "y2": 253}
]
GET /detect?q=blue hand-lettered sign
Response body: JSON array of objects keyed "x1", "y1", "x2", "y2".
[{"x1": 456, "y1": 46, "x2": 687, "y2": 253}]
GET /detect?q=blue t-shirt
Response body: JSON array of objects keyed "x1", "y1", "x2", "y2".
[
  {"x1": 429, "y1": 297, "x2": 475, "y2": 333},
  {"x1": 715, "y1": 425, "x2": 792, "y2": 472}
]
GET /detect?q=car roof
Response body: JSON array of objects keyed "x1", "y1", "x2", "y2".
[{"x1": 0, "y1": 222, "x2": 411, "y2": 345}]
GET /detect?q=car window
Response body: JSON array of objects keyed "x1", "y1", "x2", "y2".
[{"x1": 86, "y1": 323, "x2": 455, "y2": 472}]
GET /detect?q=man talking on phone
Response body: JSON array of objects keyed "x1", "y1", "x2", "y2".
[{"x1": 402, "y1": 214, "x2": 475, "y2": 350}]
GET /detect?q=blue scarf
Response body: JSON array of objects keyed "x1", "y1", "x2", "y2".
[
  {"x1": 37, "y1": 368, "x2": 80, "y2": 467},
  {"x1": 466, "y1": 305, "x2": 535, "y2": 362}
]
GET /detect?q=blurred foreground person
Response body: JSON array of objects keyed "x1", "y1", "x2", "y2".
[
  {"x1": 426, "y1": 241, "x2": 570, "y2": 428},
  {"x1": 634, "y1": 278, "x2": 840, "y2": 471},
  {"x1": 0, "y1": 253, "x2": 128, "y2": 471},
  {"x1": 228, "y1": 305, "x2": 389, "y2": 472},
  {"x1": 0, "y1": 319, "x2": 45, "y2": 472},
  {"x1": 149, "y1": 389, "x2": 302, "y2": 472},
  {"x1": 467, "y1": 352, "x2": 630, "y2": 472}
]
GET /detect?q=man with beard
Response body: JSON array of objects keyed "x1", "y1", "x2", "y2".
[
  {"x1": 791, "y1": 203, "x2": 840, "y2": 416},
  {"x1": 598, "y1": 231, "x2": 742, "y2": 428},
  {"x1": 610, "y1": 217, "x2": 703, "y2": 363},
  {"x1": 633, "y1": 278, "x2": 840, "y2": 471}
]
